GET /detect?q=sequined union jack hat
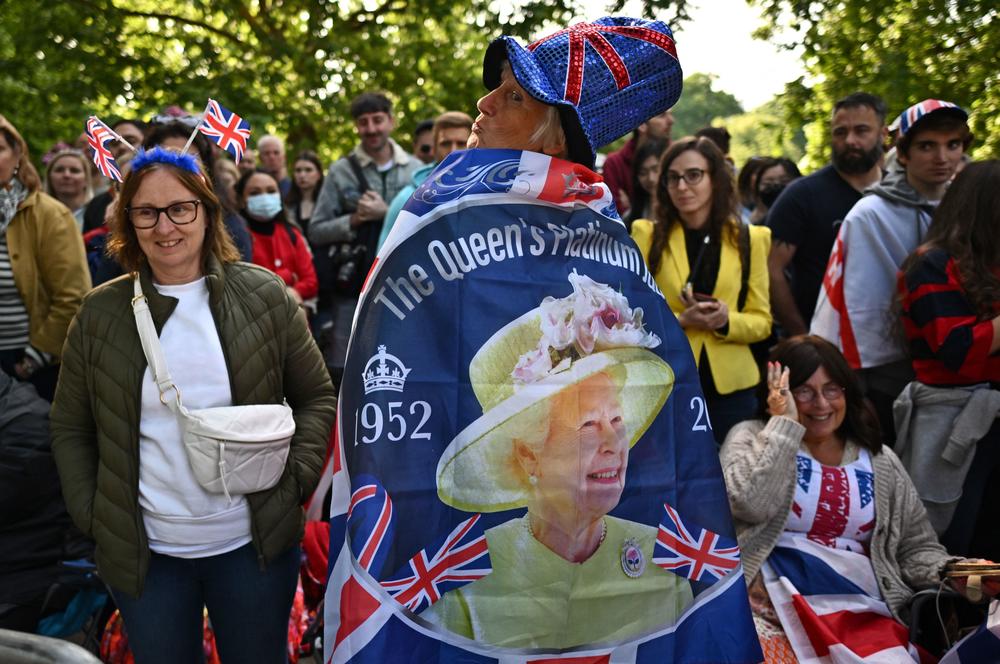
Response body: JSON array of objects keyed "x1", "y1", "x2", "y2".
[
  {"x1": 483, "y1": 16, "x2": 683, "y2": 169},
  {"x1": 895, "y1": 99, "x2": 967, "y2": 138}
]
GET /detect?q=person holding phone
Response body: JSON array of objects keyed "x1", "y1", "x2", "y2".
[{"x1": 632, "y1": 136, "x2": 772, "y2": 444}]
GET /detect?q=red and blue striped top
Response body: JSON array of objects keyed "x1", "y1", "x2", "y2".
[{"x1": 899, "y1": 247, "x2": 1000, "y2": 386}]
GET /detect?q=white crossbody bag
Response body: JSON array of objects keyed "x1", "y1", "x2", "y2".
[{"x1": 131, "y1": 276, "x2": 295, "y2": 501}]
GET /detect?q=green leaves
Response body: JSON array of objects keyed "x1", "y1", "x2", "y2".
[
  {"x1": 671, "y1": 73, "x2": 744, "y2": 138},
  {"x1": 5, "y1": 0, "x2": 700, "y2": 166},
  {"x1": 751, "y1": 0, "x2": 999, "y2": 164}
]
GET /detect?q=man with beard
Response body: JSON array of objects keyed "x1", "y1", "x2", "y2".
[
  {"x1": 309, "y1": 92, "x2": 421, "y2": 383},
  {"x1": 766, "y1": 92, "x2": 887, "y2": 337},
  {"x1": 811, "y1": 99, "x2": 971, "y2": 442}
]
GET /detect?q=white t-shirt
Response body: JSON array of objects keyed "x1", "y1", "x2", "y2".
[{"x1": 138, "y1": 277, "x2": 252, "y2": 558}]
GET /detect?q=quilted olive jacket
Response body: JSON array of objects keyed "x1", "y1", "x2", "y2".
[{"x1": 50, "y1": 257, "x2": 336, "y2": 597}]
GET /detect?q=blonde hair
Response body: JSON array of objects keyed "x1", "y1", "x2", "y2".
[
  {"x1": 0, "y1": 115, "x2": 41, "y2": 192},
  {"x1": 44, "y1": 150, "x2": 94, "y2": 202},
  {"x1": 529, "y1": 105, "x2": 566, "y2": 155}
]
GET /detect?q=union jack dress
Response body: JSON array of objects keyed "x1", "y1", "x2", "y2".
[{"x1": 754, "y1": 449, "x2": 932, "y2": 663}]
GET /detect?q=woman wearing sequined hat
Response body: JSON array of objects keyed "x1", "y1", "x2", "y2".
[
  {"x1": 424, "y1": 271, "x2": 693, "y2": 649},
  {"x1": 468, "y1": 16, "x2": 683, "y2": 170},
  {"x1": 49, "y1": 147, "x2": 335, "y2": 664}
]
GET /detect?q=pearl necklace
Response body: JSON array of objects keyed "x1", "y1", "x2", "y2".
[{"x1": 525, "y1": 515, "x2": 607, "y2": 546}]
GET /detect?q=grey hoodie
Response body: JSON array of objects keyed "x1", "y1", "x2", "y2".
[{"x1": 810, "y1": 165, "x2": 937, "y2": 368}]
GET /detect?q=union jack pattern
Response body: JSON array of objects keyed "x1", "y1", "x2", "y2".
[
  {"x1": 379, "y1": 513, "x2": 491, "y2": 613},
  {"x1": 653, "y1": 502, "x2": 740, "y2": 582},
  {"x1": 786, "y1": 451, "x2": 876, "y2": 554},
  {"x1": 347, "y1": 478, "x2": 395, "y2": 577},
  {"x1": 85, "y1": 117, "x2": 123, "y2": 182},
  {"x1": 528, "y1": 22, "x2": 677, "y2": 105},
  {"x1": 899, "y1": 99, "x2": 960, "y2": 136},
  {"x1": 197, "y1": 99, "x2": 251, "y2": 163}
]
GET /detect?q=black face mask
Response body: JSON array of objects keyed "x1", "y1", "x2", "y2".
[{"x1": 758, "y1": 183, "x2": 786, "y2": 208}]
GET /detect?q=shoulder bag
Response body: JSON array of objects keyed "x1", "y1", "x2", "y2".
[{"x1": 131, "y1": 275, "x2": 295, "y2": 501}]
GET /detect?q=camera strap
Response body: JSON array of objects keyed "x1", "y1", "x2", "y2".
[{"x1": 346, "y1": 154, "x2": 371, "y2": 198}]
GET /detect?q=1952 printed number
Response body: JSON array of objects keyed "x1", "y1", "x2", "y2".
[
  {"x1": 690, "y1": 396, "x2": 713, "y2": 432},
  {"x1": 356, "y1": 401, "x2": 433, "y2": 444}
]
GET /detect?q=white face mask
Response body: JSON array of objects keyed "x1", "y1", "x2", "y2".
[{"x1": 246, "y1": 192, "x2": 283, "y2": 219}]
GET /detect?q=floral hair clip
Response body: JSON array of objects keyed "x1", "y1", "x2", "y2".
[{"x1": 131, "y1": 147, "x2": 202, "y2": 175}]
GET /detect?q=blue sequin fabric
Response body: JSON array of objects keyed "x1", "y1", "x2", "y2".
[{"x1": 483, "y1": 16, "x2": 683, "y2": 167}]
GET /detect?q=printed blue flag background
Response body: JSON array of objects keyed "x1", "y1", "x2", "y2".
[{"x1": 324, "y1": 148, "x2": 762, "y2": 663}]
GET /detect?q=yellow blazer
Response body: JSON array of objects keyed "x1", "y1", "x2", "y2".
[{"x1": 631, "y1": 218, "x2": 771, "y2": 394}]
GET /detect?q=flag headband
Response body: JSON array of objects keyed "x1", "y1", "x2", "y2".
[{"x1": 131, "y1": 147, "x2": 202, "y2": 175}]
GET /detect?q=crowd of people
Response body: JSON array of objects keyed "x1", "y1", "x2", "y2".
[{"x1": 0, "y1": 18, "x2": 998, "y2": 661}]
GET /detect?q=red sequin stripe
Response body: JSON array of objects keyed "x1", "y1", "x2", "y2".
[
  {"x1": 585, "y1": 31, "x2": 631, "y2": 91},
  {"x1": 599, "y1": 25, "x2": 678, "y2": 60},
  {"x1": 564, "y1": 32, "x2": 587, "y2": 104}
]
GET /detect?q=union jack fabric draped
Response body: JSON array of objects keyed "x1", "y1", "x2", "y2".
[
  {"x1": 653, "y1": 502, "x2": 741, "y2": 582},
  {"x1": 85, "y1": 116, "x2": 122, "y2": 182},
  {"x1": 323, "y1": 148, "x2": 760, "y2": 664},
  {"x1": 197, "y1": 99, "x2": 251, "y2": 163},
  {"x1": 347, "y1": 477, "x2": 396, "y2": 577},
  {"x1": 380, "y1": 514, "x2": 491, "y2": 613}
]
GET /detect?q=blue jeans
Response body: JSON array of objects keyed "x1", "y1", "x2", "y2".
[{"x1": 111, "y1": 543, "x2": 299, "y2": 664}]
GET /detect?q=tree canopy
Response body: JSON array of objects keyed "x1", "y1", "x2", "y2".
[
  {"x1": 670, "y1": 73, "x2": 744, "y2": 138},
  {"x1": 752, "y1": 0, "x2": 999, "y2": 165},
  {"x1": 1, "y1": 0, "x2": 692, "y2": 165}
]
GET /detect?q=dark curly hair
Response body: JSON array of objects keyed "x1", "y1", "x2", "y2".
[{"x1": 755, "y1": 335, "x2": 882, "y2": 454}]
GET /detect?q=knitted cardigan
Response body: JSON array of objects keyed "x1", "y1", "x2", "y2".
[{"x1": 720, "y1": 416, "x2": 958, "y2": 621}]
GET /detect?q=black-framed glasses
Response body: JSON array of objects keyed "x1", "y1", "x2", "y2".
[
  {"x1": 791, "y1": 384, "x2": 845, "y2": 403},
  {"x1": 126, "y1": 200, "x2": 201, "y2": 229},
  {"x1": 666, "y1": 168, "x2": 706, "y2": 188}
]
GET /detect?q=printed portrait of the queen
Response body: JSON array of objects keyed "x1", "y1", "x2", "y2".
[{"x1": 424, "y1": 271, "x2": 693, "y2": 649}]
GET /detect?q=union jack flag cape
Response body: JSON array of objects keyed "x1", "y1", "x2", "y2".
[
  {"x1": 197, "y1": 99, "x2": 251, "y2": 163},
  {"x1": 761, "y1": 536, "x2": 1000, "y2": 663},
  {"x1": 322, "y1": 148, "x2": 760, "y2": 663},
  {"x1": 85, "y1": 116, "x2": 123, "y2": 182}
]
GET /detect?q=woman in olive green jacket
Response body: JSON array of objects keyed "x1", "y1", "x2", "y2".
[
  {"x1": 0, "y1": 115, "x2": 91, "y2": 401},
  {"x1": 50, "y1": 147, "x2": 336, "y2": 664}
]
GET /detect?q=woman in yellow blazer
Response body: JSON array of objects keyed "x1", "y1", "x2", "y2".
[{"x1": 632, "y1": 136, "x2": 771, "y2": 444}]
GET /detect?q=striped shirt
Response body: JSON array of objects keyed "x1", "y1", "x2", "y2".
[
  {"x1": 0, "y1": 234, "x2": 30, "y2": 351},
  {"x1": 899, "y1": 247, "x2": 1000, "y2": 386}
]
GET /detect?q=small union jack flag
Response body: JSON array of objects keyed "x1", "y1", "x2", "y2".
[
  {"x1": 654, "y1": 502, "x2": 740, "y2": 582},
  {"x1": 347, "y1": 477, "x2": 395, "y2": 577},
  {"x1": 197, "y1": 99, "x2": 251, "y2": 163},
  {"x1": 85, "y1": 117, "x2": 122, "y2": 182},
  {"x1": 379, "y1": 514, "x2": 492, "y2": 613}
]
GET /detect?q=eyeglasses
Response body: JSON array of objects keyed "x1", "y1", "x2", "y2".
[
  {"x1": 665, "y1": 168, "x2": 706, "y2": 188},
  {"x1": 791, "y1": 384, "x2": 845, "y2": 403},
  {"x1": 126, "y1": 200, "x2": 201, "y2": 229}
]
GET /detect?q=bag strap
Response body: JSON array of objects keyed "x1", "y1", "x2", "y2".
[
  {"x1": 131, "y1": 275, "x2": 183, "y2": 409},
  {"x1": 346, "y1": 154, "x2": 371, "y2": 195},
  {"x1": 737, "y1": 223, "x2": 751, "y2": 312}
]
